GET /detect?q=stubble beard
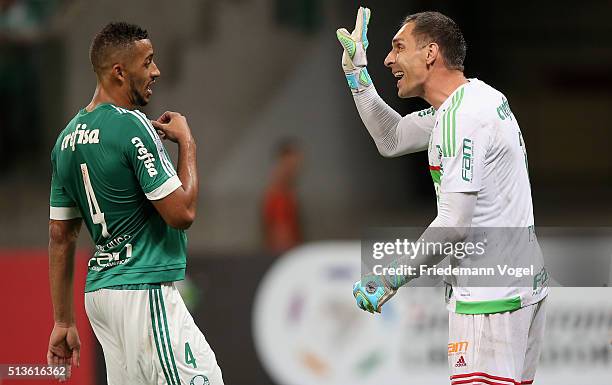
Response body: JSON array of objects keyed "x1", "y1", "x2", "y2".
[{"x1": 129, "y1": 77, "x2": 148, "y2": 107}]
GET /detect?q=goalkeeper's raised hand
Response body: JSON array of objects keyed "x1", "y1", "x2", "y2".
[
  {"x1": 353, "y1": 274, "x2": 397, "y2": 314},
  {"x1": 336, "y1": 6, "x2": 372, "y2": 93}
]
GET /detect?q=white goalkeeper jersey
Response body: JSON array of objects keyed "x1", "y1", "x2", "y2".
[{"x1": 427, "y1": 79, "x2": 548, "y2": 314}]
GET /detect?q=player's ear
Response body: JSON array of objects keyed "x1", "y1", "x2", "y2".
[
  {"x1": 425, "y1": 42, "x2": 439, "y2": 66},
  {"x1": 111, "y1": 63, "x2": 126, "y2": 82}
]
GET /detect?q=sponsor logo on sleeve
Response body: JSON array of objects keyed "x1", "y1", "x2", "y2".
[
  {"x1": 461, "y1": 138, "x2": 473, "y2": 182},
  {"x1": 131, "y1": 137, "x2": 158, "y2": 177},
  {"x1": 418, "y1": 106, "x2": 436, "y2": 117}
]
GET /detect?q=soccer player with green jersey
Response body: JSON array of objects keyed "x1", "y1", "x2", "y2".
[
  {"x1": 338, "y1": 8, "x2": 548, "y2": 384},
  {"x1": 47, "y1": 22, "x2": 223, "y2": 384}
]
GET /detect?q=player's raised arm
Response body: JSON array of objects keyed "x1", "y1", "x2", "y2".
[
  {"x1": 150, "y1": 111, "x2": 198, "y2": 229},
  {"x1": 336, "y1": 7, "x2": 434, "y2": 157}
]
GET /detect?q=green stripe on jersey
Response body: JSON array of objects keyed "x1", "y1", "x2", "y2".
[
  {"x1": 442, "y1": 87, "x2": 465, "y2": 157},
  {"x1": 442, "y1": 93, "x2": 455, "y2": 156},
  {"x1": 455, "y1": 296, "x2": 522, "y2": 314},
  {"x1": 450, "y1": 88, "x2": 465, "y2": 156}
]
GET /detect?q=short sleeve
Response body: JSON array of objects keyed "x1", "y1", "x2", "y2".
[
  {"x1": 49, "y1": 148, "x2": 81, "y2": 220},
  {"x1": 440, "y1": 113, "x2": 489, "y2": 193},
  {"x1": 122, "y1": 110, "x2": 181, "y2": 201}
]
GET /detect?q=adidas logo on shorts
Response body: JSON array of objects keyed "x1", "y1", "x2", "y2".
[{"x1": 455, "y1": 355, "x2": 467, "y2": 367}]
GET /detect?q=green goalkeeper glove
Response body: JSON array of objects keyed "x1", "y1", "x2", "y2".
[
  {"x1": 336, "y1": 6, "x2": 373, "y2": 93},
  {"x1": 353, "y1": 274, "x2": 397, "y2": 314}
]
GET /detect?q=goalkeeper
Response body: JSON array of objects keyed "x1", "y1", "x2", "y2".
[{"x1": 338, "y1": 7, "x2": 548, "y2": 384}]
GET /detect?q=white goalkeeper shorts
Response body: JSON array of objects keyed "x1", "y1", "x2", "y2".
[
  {"x1": 447, "y1": 297, "x2": 547, "y2": 385},
  {"x1": 85, "y1": 282, "x2": 224, "y2": 385}
]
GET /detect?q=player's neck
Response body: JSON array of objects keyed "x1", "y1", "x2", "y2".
[
  {"x1": 423, "y1": 70, "x2": 468, "y2": 110},
  {"x1": 86, "y1": 84, "x2": 135, "y2": 112}
]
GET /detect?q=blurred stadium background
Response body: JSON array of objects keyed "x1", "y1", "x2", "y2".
[{"x1": 0, "y1": 0, "x2": 611, "y2": 384}]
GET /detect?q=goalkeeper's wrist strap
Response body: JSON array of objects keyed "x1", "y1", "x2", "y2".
[
  {"x1": 383, "y1": 259, "x2": 411, "y2": 289},
  {"x1": 345, "y1": 67, "x2": 372, "y2": 93}
]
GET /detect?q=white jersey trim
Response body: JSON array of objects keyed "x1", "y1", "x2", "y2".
[
  {"x1": 50, "y1": 206, "x2": 82, "y2": 220},
  {"x1": 145, "y1": 175, "x2": 182, "y2": 201}
]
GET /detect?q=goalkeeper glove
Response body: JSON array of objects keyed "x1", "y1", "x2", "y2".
[
  {"x1": 336, "y1": 6, "x2": 373, "y2": 93},
  {"x1": 353, "y1": 274, "x2": 397, "y2": 314}
]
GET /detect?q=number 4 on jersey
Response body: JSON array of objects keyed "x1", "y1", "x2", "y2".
[
  {"x1": 185, "y1": 342, "x2": 197, "y2": 368},
  {"x1": 80, "y1": 163, "x2": 110, "y2": 238}
]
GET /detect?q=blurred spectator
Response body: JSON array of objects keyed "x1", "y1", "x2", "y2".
[
  {"x1": 0, "y1": 0, "x2": 43, "y2": 37},
  {"x1": 262, "y1": 139, "x2": 303, "y2": 254},
  {"x1": 0, "y1": 0, "x2": 57, "y2": 173}
]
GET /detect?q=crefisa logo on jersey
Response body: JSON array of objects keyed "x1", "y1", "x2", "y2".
[
  {"x1": 61, "y1": 123, "x2": 100, "y2": 151},
  {"x1": 496, "y1": 97, "x2": 513, "y2": 120},
  {"x1": 418, "y1": 106, "x2": 435, "y2": 117},
  {"x1": 131, "y1": 137, "x2": 158, "y2": 177}
]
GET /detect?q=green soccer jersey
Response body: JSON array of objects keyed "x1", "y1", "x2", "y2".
[{"x1": 49, "y1": 103, "x2": 186, "y2": 292}]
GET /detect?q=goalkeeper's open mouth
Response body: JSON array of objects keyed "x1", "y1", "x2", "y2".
[{"x1": 393, "y1": 71, "x2": 405, "y2": 87}]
